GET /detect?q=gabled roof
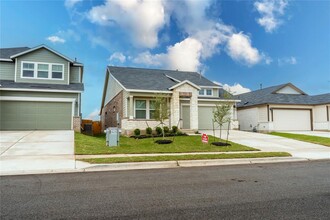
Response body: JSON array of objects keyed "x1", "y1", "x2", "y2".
[
  {"x1": 108, "y1": 66, "x2": 219, "y2": 91},
  {"x1": 0, "y1": 45, "x2": 83, "y2": 65},
  {"x1": 0, "y1": 47, "x2": 30, "y2": 60},
  {"x1": 235, "y1": 83, "x2": 330, "y2": 107}
]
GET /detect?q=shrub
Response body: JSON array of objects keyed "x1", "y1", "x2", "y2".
[
  {"x1": 172, "y1": 126, "x2": 178, "y2": 133},
  {"x1": 146, "y1": 127, "x2": 152, "y2": 135},
  {"x1": 163, "y1": 126, "x2": 170, "y2": 134},
  {"x1": 156, "y1": 126, "x2": 162, "y2": 135},
  {"x1": 134, "y1": 128, "x2": 141, "y2": 136}
]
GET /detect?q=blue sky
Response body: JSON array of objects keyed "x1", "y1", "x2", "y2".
[{"x1": 1, "y1": 0, "x2": 329, "y2": 119}]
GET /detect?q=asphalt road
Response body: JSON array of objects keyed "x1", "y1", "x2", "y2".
[{"x1": 1, "y1": 161, "x2": 330, "y2": 219}]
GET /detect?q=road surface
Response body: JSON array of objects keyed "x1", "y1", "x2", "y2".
[{"x1": 1, "y1": 161, "x2": 330, "y2": 219}]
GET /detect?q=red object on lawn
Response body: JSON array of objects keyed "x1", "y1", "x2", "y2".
[{"x1": 202, "y1": 133, "x2": 209, "y2": 143}]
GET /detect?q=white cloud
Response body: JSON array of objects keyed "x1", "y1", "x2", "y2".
[
  {"x1": 88, "y1": 0, "x2": 166, "y2": 48},
  {"x1": 254, "y1": 0, "x2": 288, "y2": 33},
  {"x1": 109, "y1": 52, "x2": 126, "y2": 63},
  {"x1": 226, "y1": 33, "x2": 262, "y2": 66},
  {"x1": 278, "y1": 56, "x2": 297, "y2": 66},
  {"x1": 46, "y1": 36, "x2": 66, "y2": 44},
  {"x1": 64, "y1": 0, "x2": 83, "y2": 9},
  {"x1": 87, "y1": 109, "x2": 100, "y2": 121},
  {"x1": 86, "y1": 0, "x2": 268, "y2": 68},
  {"x1": 134, "y1": 37, "x2": 203, "y2": 72},
  {"x1": 214, "y1": 81, "x2": 251, "y2": 95}
]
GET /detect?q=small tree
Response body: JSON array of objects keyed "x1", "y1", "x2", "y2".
[
  {"x1": 213, "y1": 90, "x2": 233, "y2": 142},
  {"x1": 153, "y1": 94, "x2": 170, "y2": 139}
]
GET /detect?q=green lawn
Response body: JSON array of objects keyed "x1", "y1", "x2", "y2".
[
  {"x1": 80, "y1": 152, "x2": 291, "y2": 164},
  {"x1": 270, "y1": 132, "x2": 330, "y2": 147},
  {"x1": 75, "y1": 133, "x2": 258, "y2": 155}
]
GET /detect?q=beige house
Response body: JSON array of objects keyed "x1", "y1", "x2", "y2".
[
  {"x1": 235, "y1": 83, "x2": 330, "y2": 132},
  {"x1": 100, "y1": 66, "x2": 239, "y2": 135}
]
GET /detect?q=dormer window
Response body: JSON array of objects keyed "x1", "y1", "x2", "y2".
[{"x1": 199, "y1": 88, "x2": 213, "y2": 96}]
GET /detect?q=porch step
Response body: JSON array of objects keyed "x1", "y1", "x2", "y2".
[{"x1": 181, "y1": 129, "x2": 197, "y2": 134}]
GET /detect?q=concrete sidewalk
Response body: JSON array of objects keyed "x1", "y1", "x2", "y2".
[{"x1": 75, "y1": 151, "x2": 263, "y2": 159}]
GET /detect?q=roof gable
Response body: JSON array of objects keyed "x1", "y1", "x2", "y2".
[
  {"x1": 168, "y1": 80, "x2": 201, "y2": 90},
  {"x1": 273, "y1": 83, "x2": 306, "y2": 95},
  {"x1": 10, "y1": 45, "x2": 74, "y2": 62}
]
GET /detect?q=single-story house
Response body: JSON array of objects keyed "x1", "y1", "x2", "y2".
[
  {"x1": 0, "y1": 45, "x2": 84, "y2": 131},
  {"x1": 100, "y1": 66, "x2": 239, "y2": 135},
  {"x1": 235, "y1": 83, "x2": 330, "y2": 131}
]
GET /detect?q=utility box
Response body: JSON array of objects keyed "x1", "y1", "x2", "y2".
[{"x1": 106, "y1": 127, "x2": 119, "y2": 147}]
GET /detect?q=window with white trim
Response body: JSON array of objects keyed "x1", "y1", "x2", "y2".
[
  {"x1": 199, "y1": 88, "x2": 213, "y2": 96},
  {"x1": 135, "y1": 100, "x2": 147, "y2": 119},
  {"x1": 149, "y1": 100, "x2": 156, "y2": 119},
  {"x1": 21, "y1": 61, "x2": 64, "y2": 80},
  {"x1": 135, "y1": 99, "x2": 159, "y2": 119},
  {"x1": 22, "y1": 63, "x2": 34, "y2": 77}
]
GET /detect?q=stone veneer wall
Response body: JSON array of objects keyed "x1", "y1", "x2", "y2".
[
  {"x1": 73, "y1": 116, "x2": 82, "y2": 132},
  {"x1": 171, "y1": 83, "x2": 198, "y2": 130},
  {"x1": 101, "y1": 91, "x2": 123, "y2": 131},
  {"x1": 121, "y1": 119, "x2": 170, "y2": 136}
]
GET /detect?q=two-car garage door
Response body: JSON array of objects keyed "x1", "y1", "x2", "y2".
[
  {"x1": 0, "y1": 101, "x2": 72, "y2": 130},
  {"x1": 273, "y1": 109, "x2": 311, "y2": 131}
]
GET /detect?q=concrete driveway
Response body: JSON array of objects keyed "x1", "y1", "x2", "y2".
[
  {"x1": 0, "y1": 130, "x2": 76, "y2": 175},
  {"x1": 281, "y1": 131, "x2": 330, "y2": 138},
  {"x1": 201, "y1": 130, "x2": 330, "y2": 160}
]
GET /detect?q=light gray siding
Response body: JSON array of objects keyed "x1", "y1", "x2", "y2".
[
  {"x1": 0, "y1": 62, "x2": 15, "y2": 80},
  {"x1": 70, "y1": 66, "x2": 80, "y2": 83},
  {"x1": 104, "y1": 73, "x2": 123, "y2": 105},
  {"x1": 16, "y1": 48, "x2": 69, "y2": 85},
  {"x1": 0, "y1": 90, "x2": 79, "y2": 116}
]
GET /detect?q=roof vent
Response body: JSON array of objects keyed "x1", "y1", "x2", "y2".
[{"x1": 244, "y1": 102, "x2": 249, "y2": 105}]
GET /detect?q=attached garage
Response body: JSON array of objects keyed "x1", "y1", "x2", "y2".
[
  {"x1": 272, "y1": 109, "x2": 312, "y2": 131},
  {"x1": 0, "y1": 100, "x2": 73, "y2": 130},
  {"x1": 198, "y1": 106, "x2": 230, "y2": 130}
]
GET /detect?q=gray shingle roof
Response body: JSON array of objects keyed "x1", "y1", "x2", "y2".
[
  {"x1": 108, "y1": 66, "x2": 218, "y2": 91},
  {"x1": 0, "y1": 47, "x2": 30, "y2": 59},
  {"x1": 235, "y1": 83, "x2": 330, "y2": 107},
  {"x1": 0, "y1": 80, "x2": 84, "y2": 91}
]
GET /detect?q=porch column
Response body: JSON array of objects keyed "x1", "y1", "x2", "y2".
[
  {"x1": 190, "y1": 91, "x2": 198, "y2": 130},
  {"x1": 129, "y1": 95, "x2": 134, "y2": 119}
]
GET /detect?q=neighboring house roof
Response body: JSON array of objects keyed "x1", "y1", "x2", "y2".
[
  {"x1": 108, "y1": 66, "x2": 219, "y2": 91},
  {"x1": 0, "y1": 80, "x2": 84, "y2": 92},
  {"x1": 0, "y1": 47, "x2": 30, "y2": 60},
  {"x1": 235, "y1": 83, "x2": 330, "y2": 108},
  {"x1": 0, "y1": 45, "x2": 83, "y2": 66}
]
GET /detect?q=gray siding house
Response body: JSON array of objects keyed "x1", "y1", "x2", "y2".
[
  {"x1": 0, "y1": 45, "x2": 84, "y2": 130},
  {"x1": 100, "y1": 66, "x2": 239, "y2": 135}
]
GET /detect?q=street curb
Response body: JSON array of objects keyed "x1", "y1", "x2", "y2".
[{"x1": 1, "y1": 157, "x2": 316, "y2": 176}]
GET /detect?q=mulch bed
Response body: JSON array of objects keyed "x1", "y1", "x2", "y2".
[{"x1": 211, "y1": 142, "x2": 231, "y2": 146}]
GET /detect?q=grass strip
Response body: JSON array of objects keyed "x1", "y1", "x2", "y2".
[
  {"x1": 75, "y1": 133, "x2": 258, "y2": 155},
  {"x1": 80, "y1": 152, "x2": 291, "y2": 164},
  {"x1": 270, "y1": 132, "x2": 330, "y2": 147}
]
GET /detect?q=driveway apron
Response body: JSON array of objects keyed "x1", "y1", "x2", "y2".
[
  {"x1": 201, "y1": 130, "x2": 330, "y2": 160},
  {"x1": 0, "y1": 130, "x2": 75, "y2": 174}
]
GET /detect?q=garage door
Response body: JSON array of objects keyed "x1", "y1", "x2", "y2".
[
  {"x1": 0, "y1": 101, "x2": 72, "y2": 130},
  {"x1": 198, "y1": 106, "x2": 230, "y2": 130},
  {"x1": 273, "y1": 109, "x2": 311, "y2": 131}
]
